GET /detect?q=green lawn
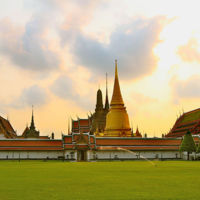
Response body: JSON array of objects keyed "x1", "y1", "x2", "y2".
[{"x1": 0, "y1": 160, "x2": 199, "y2": 200}]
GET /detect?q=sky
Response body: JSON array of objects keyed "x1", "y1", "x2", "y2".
[{"x1": 0, "y1": 0, "x2": 200, "y2": 138}]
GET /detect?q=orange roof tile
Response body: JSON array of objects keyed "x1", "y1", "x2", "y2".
[
  {"x1": 0, "y1": 140, "x2": 62, "y2": 147},
  {"x1": 0, "y1": 116, "x2": 16, "y2": 138},
  {"x1": 96, "y1": 146, "x2": 179, "y2": 151},
  {"x1": 96, "y1": 138, "x2": 181, "y2": 146}
]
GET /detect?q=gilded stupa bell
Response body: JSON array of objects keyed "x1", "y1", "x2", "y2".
[{"x1": 104, "y1": 60, "x2": 132, "y2": 137}]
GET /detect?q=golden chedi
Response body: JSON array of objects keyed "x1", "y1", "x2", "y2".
[{"x1": 104, "y1": 60, "x2": 132, "y2": 137}]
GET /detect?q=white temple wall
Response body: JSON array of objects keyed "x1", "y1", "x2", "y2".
[
  {"x1": 0, "y1": 151, "x2": 63, "y2": 159},
  {"x1": 88, "y1": 150, "x2": 181, "y2": 160},
  {"x1": 0, "y1": 150, "x2": 181, "y2": 160},
  {"x1": 64, "y1": 150, "x2": 77, "y2": 160},
  {"x1": 182, "y1": 152, "x2": 197, "y2": 160}
]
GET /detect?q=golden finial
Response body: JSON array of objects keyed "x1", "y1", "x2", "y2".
[{"x1": 115, "y1": 59, "x2": 118, "y2": 77}]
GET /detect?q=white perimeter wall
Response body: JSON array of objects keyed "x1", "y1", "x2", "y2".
[
  {"x1": 0, "y1": 151, "x2": 63, "y2": 159},
  {"x1": 0, "y1": 150, "x2": 181, "y2": 160},
  {"x1": 64, "y1": 150, "x2": 77, "y2": 160},
  {"x1": 88, "y1": 150, "x2": 181, "y2": 160}
]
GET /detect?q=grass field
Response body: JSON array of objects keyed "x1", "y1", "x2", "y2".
[{"x1": 0, "y1": 160, "x2": 199, "y2": 200}]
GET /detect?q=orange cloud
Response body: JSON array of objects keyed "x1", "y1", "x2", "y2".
[{"x1": 177, "y1": 38, "x2": 200, "y2": 63}]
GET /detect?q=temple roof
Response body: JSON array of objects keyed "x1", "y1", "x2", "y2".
[
  {"x1": 96, "y1": 89, "x2": 103, "y2": 111},
  {"x1": 135, "y1": 127, "x2": 142, "y2": 138},
  {"x1": 71, "y1": 118, "x2": 90, "y2": 133},
  {"x1": 0, "y1": 139, "x2": 62, "y2": 150},
  {"x1": 95, "y1": 137, "x2": 182, "y2": 146},
  {"x1": 180, "y1": 108, "x2": 200, "y2": 124},
  {"x1": 22, "y1": 126, "x2": 29, "y2": 137},
  {"x1": 0, "y1": 116, "x2": 16, "y2": 138},
  {"x1": 166, "y1": 108, "x2": 200, "y2": 137}
]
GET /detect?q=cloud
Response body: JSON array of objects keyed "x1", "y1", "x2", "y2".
[
  {"x1": 0, "y1": 16, "x2": 59, "y2": 72},
  {"x1": 0, "y1": 0, "x2": 105, "y2": 73},
  {"x1": 50, "y1": 75, "x2": 93, "y2": 110},
  {"x1": 177, "y1": 38, "x2": 200, "y2": 63},
  {"x1": 61, "y1": 16, "x2": 167, "y2": 79},
  {"x1": 10, "y1": 85, "x2": 47, "y2": 108},
  {"x1": 51, "y1": 75, "x2": 75, "y2": 99},
  {"x1": 171, "y1": 76, "x2": 200, "y2": 102}
]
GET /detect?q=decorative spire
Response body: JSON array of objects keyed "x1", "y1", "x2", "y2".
[
  {"x1": 105, "y1": 73, "x2": 109, "y2": 110},
  {"x1": 110, "y1": 59, "x2": 124, "y2": 106},
  {"x1": 30, "y1": 105, "x2": 35, "y2": 130},
  {"x1": 68, "y1": 117, "x2": 70, "y2": 135},
  {"x1": 135, "y1": 126, "x2": 142, "y2": 137},
  {"x1": 95, "y1": 88, "x2": 103, "y2": 111}
]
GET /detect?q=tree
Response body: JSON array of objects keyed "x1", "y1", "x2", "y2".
[
  {"x1": 180, "y1": 131, "x2": 196, "y2": 160},
  {"x1": 196, "y1": 141, "x2": 200, "y2": 153}
]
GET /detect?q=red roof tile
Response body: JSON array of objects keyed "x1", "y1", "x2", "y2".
[
  {"x1": 0, "y1": 116, "x2": 16, "y2": 138},
  {"x1": 96, "y1": 138, "x2": 181, "y2": 146}
]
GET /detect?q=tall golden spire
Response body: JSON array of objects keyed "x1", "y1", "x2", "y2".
[
  {"x1": 104, "y1": 60, "x2": 132, "y2": 137},
  {"x1": 110, "y1": 60, "x2": 124, "y2": 106}
]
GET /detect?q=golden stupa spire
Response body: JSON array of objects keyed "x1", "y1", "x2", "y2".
[
  {"x1": 104, "y1": 60, "x2": 131, "y2": 137},
  {"x1": 110, "y1": 60, "x2": 124, "y2": 106}
]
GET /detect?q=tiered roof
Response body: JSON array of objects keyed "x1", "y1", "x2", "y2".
[
  {"x1": 166, "y1": 108, "x2": 200, "y2": 137},
  {"x1": 0, "y1": 139, "x2": 62, "y2": 151},
  {"x1": 62, "y1": 133, "x2": 184, "y2": 151},
  {"x1": 71, "y1": 118, "x2": 91, "y2": 133},
  {"x1": 0, "y1": 116, "x2": 16, "y2": 138},
  {"x1": 135, "y1": 127, "x2": 142, "y2": 137},
  {"x1": 0, "y1": 133, "x2": 199, "y2": 152}
]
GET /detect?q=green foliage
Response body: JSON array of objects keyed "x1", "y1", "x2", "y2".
[
  {"x1": 180, "y1": 131, "x2": 196, "y2": 153},
  {"x1": 197, "y1": 142, "x2": 200, "y2": 153},
  {"x1": 0, "y1": 161, "x2": 200, "y2": 199}
]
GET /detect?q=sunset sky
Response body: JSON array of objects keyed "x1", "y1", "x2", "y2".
[{"x1": 1, "y1": 0, "x2": 200, "y2": 138}]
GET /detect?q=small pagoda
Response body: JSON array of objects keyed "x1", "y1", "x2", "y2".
[{"x1": 22, "y1": 107, "x2": 40, "y2": 138}]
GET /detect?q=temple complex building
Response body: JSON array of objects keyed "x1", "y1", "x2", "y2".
[
  {"x1": 21, "y1": 108, "x2": 40, "y2": 138},
  {"x1": 1, "y1": 60, "x2": 200, "y2": 161},
  {"x1": 134, "y1": 127, "x2": 142, "y2": 138},
  {"x1": 71, "y1": 75, "x2": 109, "y2": 136},
  {"x1": 0, "y1": 116, "x2": 16, "y2": 139},
  {"x1": 91, "y1": 87, "x2": 109, "y2": 135},
  {"x1": 104, "y1": 60, "x2": 132, "y2": 137},
  {"x1": 17, "y1": 108, "x2": 49, "y2": 140},
  {"x1": 71, "y1": 117, "x2": 91, "y2": 134},
  {"x1": 166, "y1": 108, "x2": 200, "y2": 137}
]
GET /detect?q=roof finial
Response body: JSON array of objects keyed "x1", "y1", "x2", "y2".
[
  {"x1": 68, "y1": 117, "x2": 70, "y2": 135},
  {"x1": 105, "y1": 72, "x2": 109, "y2": 110},
  {"x1": 182, "y1": 107, "x2": 184, "y2": 114},
  {"x1": 30, "y1": 105, "x2": 35, "y2": 130},
  {"x1": 106, "y1": 72, "x2": 108, "y2": 87},
  {"x1": 115, "y1": 59, "x2": 118, "y2": 78},
  {"x1": 7, "y1": 114, "x2": 9, "y2": 122}
]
